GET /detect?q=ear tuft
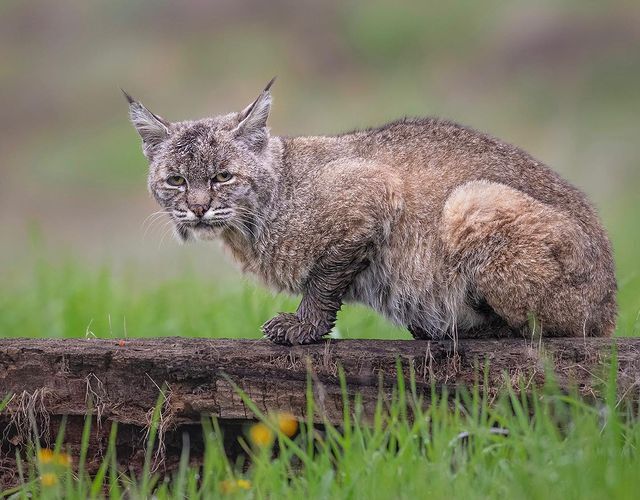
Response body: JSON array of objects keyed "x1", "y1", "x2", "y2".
[
  {"x1": 123, "y1": 90, "x2": 170, "y2": 158},
  {"x1": 121, "y1": 88, "x2": 136, "y2": 105},
  {"x1": 232, "y1": 78, "x2": 276, "y2": 151},
  {"x1": 263, "y1": 76, "x2": 277, "y2": 93}
]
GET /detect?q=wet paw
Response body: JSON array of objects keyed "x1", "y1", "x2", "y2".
[{"x1": 262, "y1": 313, "x2": 324, "y2": 345}]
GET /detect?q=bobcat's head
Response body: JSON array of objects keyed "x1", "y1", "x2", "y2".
[{"x1": 125, "y1": 79, "x2": 277, "y2": 242}]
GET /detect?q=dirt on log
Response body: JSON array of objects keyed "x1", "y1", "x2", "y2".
[{"x1": 0, "y1": 337, "x2": 639, "y2": 487}]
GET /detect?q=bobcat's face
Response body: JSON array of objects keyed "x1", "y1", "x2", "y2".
[
  {"x1": 126, "y1": 80, "x2": 276, "y2": 242},
  {"x1": 147, "y1": 118, "x2": 276, "y2": 242}
]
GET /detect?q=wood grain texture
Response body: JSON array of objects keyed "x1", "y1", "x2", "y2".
[
  {"x1": 1, "y1": 337, "x2": 639, "y2": 426},
  {"x1": 1, "y1": 337, "x2": 639, "y2": 487}
]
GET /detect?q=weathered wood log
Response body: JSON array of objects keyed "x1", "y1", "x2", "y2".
[
  {"x1": 0, "y1": 337, "x2": 638, "y2": 487},
  {"x1": 1, "y1": 337, "x2": 639, "y2": 426}
]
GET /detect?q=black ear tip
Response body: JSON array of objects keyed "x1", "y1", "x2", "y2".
[
  {"x1": 120, "y1": 88, "x2": 136, "y2": 105},
  {"x1": 264, "y1": 76, "x2": 277, "y2": 93}
]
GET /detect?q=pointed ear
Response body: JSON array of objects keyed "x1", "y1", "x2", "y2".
[
  {"x1": 122, "y1": 89, "x2": 170, "y2": 158},
  {"x1": 232, "y1": 78, "x2": 276, "y2": 151}
]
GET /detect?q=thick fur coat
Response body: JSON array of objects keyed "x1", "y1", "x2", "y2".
[{"x1": 126, "y1": 81, "x2": 617, "y2": 344}]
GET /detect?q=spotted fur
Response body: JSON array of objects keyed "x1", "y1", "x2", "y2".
[{"x1": 125, "y1": 82, "x2": 617, "y2": 345}]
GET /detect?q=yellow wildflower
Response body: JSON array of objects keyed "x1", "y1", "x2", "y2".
[
  {"x1": 40, "y1": 473, "x2": 58, "y2": 487},
  {"x1": 249, "y1": 422, "x2": 274, "y2": 447},
  {"x1": 54, "y1": 452, "x2": 72, "y2": 467},
  {"x1": 277, "y1": 412, "x2": 299, "y2": 437},
  {"x1": 38, "y1": 448, "x2": 72, "y2": 467},
  {"x1": 236, "y1": 479, "x2": 251, "y2": 490},
  {"x1": 38, "y1": 449, "x2": 54, "y2": 464},
  {"x1": 220, "y1": 478, "x2": 252, "y2": 493}
]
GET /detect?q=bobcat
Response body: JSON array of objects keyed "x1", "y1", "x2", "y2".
[{"x1": 125, "y1": 80, "x2": 617, "y2": 345}]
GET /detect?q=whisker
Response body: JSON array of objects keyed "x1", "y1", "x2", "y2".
[
  {"x1": 230, "y1": 206, "x2": 266, "y2": 238},
  {"x1": 143, "y1": 214, "x2": 174, "y2": 241},
  {"x1": 158, "y1": 221, "x2": 177, "y2": 249},
  {"x1": 229, "y1": 215, "x2": 259, "y2": 241},
  {"x1": 141, "y1": 210, "x2": 172, "y2": 231},
  {"x1": 142, "y1": 212, "x2": 173, "y2": 240}
]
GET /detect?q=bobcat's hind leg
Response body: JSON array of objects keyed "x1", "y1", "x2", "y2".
[{"x1": 441, "y1": 181, "x2": 615, "y2": 337}]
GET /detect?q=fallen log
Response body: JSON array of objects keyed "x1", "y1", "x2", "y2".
[{"x1": 0, "y1": 337, "x2": 638, "y2": 487}]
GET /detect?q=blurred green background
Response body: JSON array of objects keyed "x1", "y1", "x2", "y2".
[{"x1": 0, "y1": 0, "x2": 638, "y2": 339}]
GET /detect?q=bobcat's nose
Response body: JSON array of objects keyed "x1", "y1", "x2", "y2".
[{"x1": 190, "y1": 204, "x2": 209, "y2": 218}]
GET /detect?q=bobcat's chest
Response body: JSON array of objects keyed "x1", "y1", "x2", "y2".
[
  {"x1": 255, "y1": 241, "x2": 309, "y2": 295},
  {"x1": 220, "y1": 230, "x2": 306, "y2": 295}
]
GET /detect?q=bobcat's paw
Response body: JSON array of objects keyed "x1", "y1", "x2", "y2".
[{"x1": 262, "y1": 313, "x2": 324, "y2": 345}]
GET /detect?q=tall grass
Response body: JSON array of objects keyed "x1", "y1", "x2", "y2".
[
  {"x1": 0, "y1": 254, "x2": 408, "y2": 341},
  {"x1": 2, "y1": 363, "x2": 639, "y2": 499}
]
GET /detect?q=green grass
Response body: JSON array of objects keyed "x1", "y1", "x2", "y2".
[
  {"x1": 0, "y1": 251, "x2": 409, "y2": 342},
  {"x1": 0, "y1": 243, "x2": 638, "y2": 340},
  {"x1": 2, "y1": 363, "x2": 640, "y2": 499}
]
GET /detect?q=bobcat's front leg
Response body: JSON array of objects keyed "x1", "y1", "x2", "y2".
[{"x1": 262, "y1": 246, "x2": 370, "y2": 345}]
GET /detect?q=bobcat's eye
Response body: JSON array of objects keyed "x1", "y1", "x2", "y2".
[
  {"x1": 213, "y1": 171, "x2": 233, "y2": 183},
  {"x1": 166, "y1": 175, "x2": 186, "y2": 187}
]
